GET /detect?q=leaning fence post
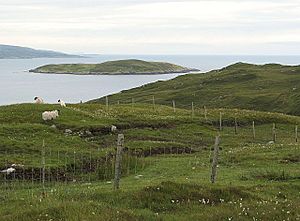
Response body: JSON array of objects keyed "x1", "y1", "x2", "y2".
[
  {"x1": 296, "y1": 125, "x2": 298, "y2": 143},
  {"x1": 272, "y1": 123, "x2": 276, "y2": 142},
  {"x1": 211, "y1": 135, "x2": 220, "y2": 184},
  {"x1": 114, "y1": 134, "x2": 124, "y2": 190},
  {"x1": 252, "y1": 121, "x2": 256, "y2": 140}
]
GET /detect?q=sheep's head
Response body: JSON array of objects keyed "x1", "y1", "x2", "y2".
[
  {"x1": 52, "y1": 110, "x2": 60, "y2": 117},
  {"x1": 34, "y1": 97, "x2": 38, "y2": 100},
  {"x1": 58, "y1": 99, "x2": 61, "y2": 102}
]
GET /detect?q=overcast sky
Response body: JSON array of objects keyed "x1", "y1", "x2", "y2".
[{"x1": 1, "y1": 0, "x2": 300, "y2": 55}]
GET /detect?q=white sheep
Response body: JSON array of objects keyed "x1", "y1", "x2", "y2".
[
  {"x1": 1, "y1": 167, "x2": 16, "y2": 175},
  {"x1": 11, "y1": 163, "x2": 24, "y2": 168},
  {"x1": 34, "y1": 96, "x2": 44, "y2": 104},
  {"x1": 58, "y1": 99, "x2": 66, "y2": 107},
  {"x1": 111, "y1": 125, "x2": 117, "y2": 132},
  {"x1": 42, "y1": 110, "x2": 60, "y2": 121}
]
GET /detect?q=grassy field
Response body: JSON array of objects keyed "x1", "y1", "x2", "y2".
[
  {"x1": 0, "y1": 103, "x2": 299, "y2": 220},
  {"x1": 30, "y1": 59, "x2": 196, "y2": 75},
  {"x1": 90, "y1": 63, "x2": 300, "y2": 115}
]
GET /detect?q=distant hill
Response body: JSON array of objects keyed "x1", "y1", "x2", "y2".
[
  {"x1": 89, "y1": 62, "x2": 300, "y2": 115},
  {"x1": 30, "y1": 59, "x2": 198, "y2": 75},
  {"x1": 0, "y1": 44, "x2": 81, "y2": 59}
]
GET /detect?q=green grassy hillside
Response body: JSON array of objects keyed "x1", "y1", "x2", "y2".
[
  {"x1": 90, "y1": 63, "x2": 300, "y2": 115},
  {"x1": 30, "y1": 59, "x2": 197, "y2": 75},
  {"x1": 0, "y1": 103, "x2": 299, "y2": 220}
]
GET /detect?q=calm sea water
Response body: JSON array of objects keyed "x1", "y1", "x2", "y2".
[{"x1": 1, "y1": 55, "x2": 300, "y2": 105}]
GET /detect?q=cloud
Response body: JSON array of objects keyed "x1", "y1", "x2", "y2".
[{"x1": 0, "y1": 0, "x2": 300, "y2": 54}]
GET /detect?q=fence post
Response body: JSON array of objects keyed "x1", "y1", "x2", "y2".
[
  {"x1": 114, "y1": 134, "x2": 124, "y2": 190},
  {"x1": 172, "y1": 100, "x2": 176, "y2": 113},
  {"x1": 57, "y1": 150, "x2": 60, "y2": 182},
  {"x1": 89, "y1": 151, "x2": 92, "y2": 182},
  {"x1": 42, "y1": 140, "x2": 46, "y2": 193},
  {"x1": 234, "y1": 115, "x2": 238, "y2": 135},
  {"x1": 211, "y1": 135, "x2": 220, "y2": 184},
  {"x1": 272, "y1": 123, "x2": 276, "y2": 142},
  {"x1": 192, "y1": 102, "x2": 195, "y2": 119},
  {"x1": 152, "y1": 96, "x2": 155, "y2": 110},
  {"x1": 106, "y1": 96, "x2": 109, "y2": 111},
  {"x1": 64, "y1": 152, "x2": 68, "y2": 183},
  {"x1": 134, "y1": 148, "x2": 138, "y2": 174},
  {"x1": 204, "y1": 106, "x2": 207, "y2": 121},
  {"x1": 252, "y1": 121, "x2": 256, "y2": 140},
  {"x1": 219, "y1": 112, "x2": 222, "y2": 131},
  {"x1": 295, "y1": 125, "x2": 298, "y2": 143},
  {"x1": 73, "y1": 151, "x2": 76, "y2": 181}
]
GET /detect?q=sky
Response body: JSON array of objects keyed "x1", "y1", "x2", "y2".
[{"x1": 1, "y1": 0, "x2": 300, "y2": 55}]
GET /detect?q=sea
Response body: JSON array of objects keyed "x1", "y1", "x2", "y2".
[{"x1": 0, "y1": 55, "x2": 300, "y2": 105}]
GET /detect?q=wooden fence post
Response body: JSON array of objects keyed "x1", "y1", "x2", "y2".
[
  {"x1": 42, "y1": 140, "x2": 46, "y2": 192},
  {"x1": 172, "y1": 100, "x2": 176, "y2": 113},
  {"x1": 234, "y1": 115, "x2": 238, "y2": 135},
  {"x1": 272, "y1": 123, "x2": 276, "y2": 142},
  {"x1": 296, "y1": 125, "x2": 298, "y2": 143},
  {"x1": 114, "y1": 134, "x2": 124, "y2": 190},
  {"x1": 219, "y1": 112, "x2": 222, "y2": 131},
  {"x1": 192, "y1": 102, "x2": 195, "y2": 118},
  {"x1": 252, "y1": 121, "x2": 256, "y2": 140},
  {"x1": 211, "y1": 135, "x2": 220, "y2": 184},
  {"x1": 73, "y1": 150, "x2": 76, "y2": 181},
  {"x1": 152, "y1": 96, "x2": 155, "y2": 110},
  {"x1": 204, "y1": 106, "x2": 207, "y2": 121},
  {"x1": 106, "y1": 96, "x2": 109, "y2": 111},
  {"x1": 57, "y1": 150, "x2": 60, "y2": 182},
  {"x1": 89, "y1": 150, "x2": 92, "y2": 182}
]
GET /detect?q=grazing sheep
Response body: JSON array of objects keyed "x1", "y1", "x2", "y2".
[
  {"x1": 58, "y1": 99, "x2": 66, "y2": 107},
  {"x1": 1, "y1": 167, "x2": 16, "y2": 175},
  {"x1": 42, "y1": 110, "x2": 60, "y2": 121},
  {"x1": 111, "y1": 125, "x2": 117, "y2": 132},
  {"x1": 11, "y1": 163, "x2": 24, "y2": 168},
  {"x1": 34, "y1": 96, "x2": 44, "y2": 104}
]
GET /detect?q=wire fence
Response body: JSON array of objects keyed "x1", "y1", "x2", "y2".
[{"x1": 1, "y1": 100, "x2": 299, "y2": 199}]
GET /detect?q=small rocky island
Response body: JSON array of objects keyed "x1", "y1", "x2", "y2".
[{"x1": 29, "y1": 59, "x2": 199, "y2": 75}]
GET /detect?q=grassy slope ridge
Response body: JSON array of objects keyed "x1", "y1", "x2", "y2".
[
  {"x1": 0, "y1": 44, "x2": 80, "y2": 59},
  {"x1": 90, "y1": 63, "x2": 300, "y2": 115},
  {"x1": 30, "y1": 59, "x2": 197, "y2": 75},
  {"x1": 0, "y1": 103, "x2": 300, "y2": 220}
]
